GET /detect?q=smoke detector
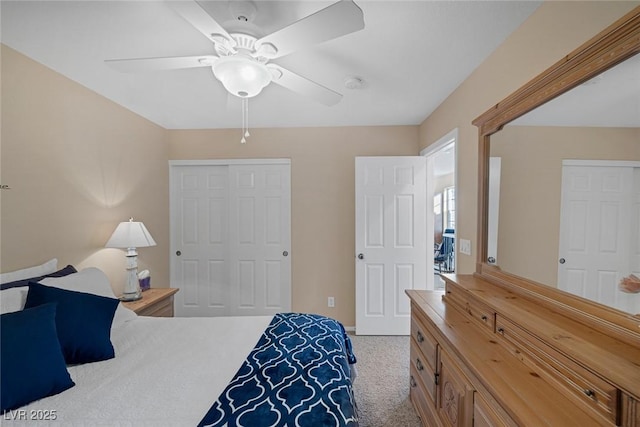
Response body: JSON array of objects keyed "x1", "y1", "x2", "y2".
[
  {"x1": 344, "y1": 76, "x2": 367, "y2": 90},
  {"x1": 229, "y1": 0, "x2": 257, "y2": 23}
]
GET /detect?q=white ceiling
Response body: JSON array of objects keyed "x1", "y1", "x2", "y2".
[{"x1": 1, "y1": 0, "x2": 541, "y2": 130}]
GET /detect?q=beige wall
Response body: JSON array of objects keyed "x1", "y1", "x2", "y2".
[
  {"x1": 168, "y1": 127, "x2": 419, "y2": 325},
  {"x1": 418, "y1": 1, "x2": 640, "y2": 275},
  {"x1": 1, "y1": 43, "x2": 418, "y2": 327},
  {"x1": 3, "y1": 1, "x2": 639, "y2": 326},
  {"x1": 491, "y1": 126, "x2": 639, "y2": 286},
  {"x1": 0, "y1": 45, "x2": 170, "y2": 296}
]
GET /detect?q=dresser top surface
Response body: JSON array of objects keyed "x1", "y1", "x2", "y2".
[{"x1": 408, "y1": 275, "x2": 640, "y2": 401}]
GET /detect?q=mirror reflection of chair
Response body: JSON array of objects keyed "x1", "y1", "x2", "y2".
[{"x1": 434, "y1": 229, "x2": 455, "y2": 273}]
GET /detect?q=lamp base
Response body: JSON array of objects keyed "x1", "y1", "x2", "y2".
[{"x1": 119, "y1": 294, "x2": 142, "y2": 302}]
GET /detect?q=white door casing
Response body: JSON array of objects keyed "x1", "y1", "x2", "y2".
[
  {"x1": 558, "y1": 160, "x2": 639, "y2": 313},
  {"x1": 170, "y1": 160, "x2": 291, "y2": 317},
  {"x1": 355, "y1": 156, "x2": 427, "y2": 335}
]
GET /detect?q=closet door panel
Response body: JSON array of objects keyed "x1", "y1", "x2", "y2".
[
  {"x1": 229, "y1": 163, "x2": 291, "y2": 315},
  {"x1": 171, "y1": 161, "x2": 291, "y2": 317}
]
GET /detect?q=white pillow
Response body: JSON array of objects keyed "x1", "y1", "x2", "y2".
[
  {"x1": 39, "y1": 267, "x2": 115, "y2": 298},
  {"x1": 0, "y1": 258, "x2": 58, "y2": 284},
  {"x1": 0, "y1": 286, "x2": 28, "y2": 314},
  {"x1": 39, "y1": 267, "x2": 137, "y2": 327}
]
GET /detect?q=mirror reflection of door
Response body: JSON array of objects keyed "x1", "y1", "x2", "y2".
[
  {"x1": 487, "y1": 157, "x2": 502, "y2": 265},
  {"x1": 558, "y1": 160, "x2": 640, "y2": 314}
]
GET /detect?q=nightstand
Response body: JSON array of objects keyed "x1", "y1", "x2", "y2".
[{"x1": 121, "y1": 288, "x2": 179, "y2": 317}]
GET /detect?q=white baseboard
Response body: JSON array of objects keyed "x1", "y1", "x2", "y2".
[{"x1": 344, "y1": 326, "x2": 355, "y2": 332}]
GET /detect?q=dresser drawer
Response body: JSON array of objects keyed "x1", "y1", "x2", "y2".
[
  {"x1": 410, "y1": 364, "x2": 444, "y2": 427},
  {"x1": 495, "y1": 315, "x2": 619, "y2": 424},
  {"x1": 411, "y1": 340, "x2": 437, "y2": 403},
  {"x1": 411, "y1": 314, "x2": 438, "y2": 371},
  {"x1": 445, "y1": 282, "x2": 495, "y2": 333}
]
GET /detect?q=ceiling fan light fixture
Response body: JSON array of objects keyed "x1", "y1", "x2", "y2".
[{"x1": 212, "y1": 55, "x2": 272, "y2": 98}]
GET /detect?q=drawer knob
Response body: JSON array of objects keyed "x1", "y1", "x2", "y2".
[
  {"x1": 497, "y1": 327, "x2": 505, "y2": 334},
  {"x1": 416, "y1": 358, "x2": 424, "y2": 371},
  {"x1": 410, "y1": 376, "x2": 417, "y2": 388},
  {"x1": 416, "y1": 331, "x2": 425, "y2": 343},
  {"x1": 584, "y1": 389, "x2": 595, "y2": 398},
  {"x1": 481, "y1": 315, "x2": 488, "y2": 321}
]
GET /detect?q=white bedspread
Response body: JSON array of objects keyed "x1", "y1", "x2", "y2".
[{"x1": 3, "y1": 315, "x2": 273, "y2": 427}]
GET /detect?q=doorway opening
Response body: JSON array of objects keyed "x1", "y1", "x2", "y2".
[{"x1": 421, "y1": 129, "x2": 457, "y2": 290}]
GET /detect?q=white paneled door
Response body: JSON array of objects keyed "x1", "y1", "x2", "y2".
[
  {"x1": 355, "y1": 157, "x2": 427, "y2": 335},
  {"x1": 228, "y1": 164, "x2": 291, "y2": 315},
  {"x1": 170, "y1": 160, "x2": 291, "y2": 317},
  {"x1": 558, "y1": 161, "x2": 639, "y2": 313}
]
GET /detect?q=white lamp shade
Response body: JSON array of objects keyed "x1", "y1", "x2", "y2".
[
  {"x1": 212, "y1": 55, "x2": 271, "y2": 98},
  {"x1": 105, "y1": 220, "x2": 156, "y2": 249}
]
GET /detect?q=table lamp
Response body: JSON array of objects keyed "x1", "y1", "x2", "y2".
[{"x1": 105, "y1": 218, "x2": 156, "y2": 301}]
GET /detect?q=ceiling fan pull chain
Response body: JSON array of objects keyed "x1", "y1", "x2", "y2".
[
  {"x1": 245, "y1": 98, "x2": 250, "y2": 138},
  {"x1": 241, "y1": 97, "x2": 247, "y2": 144}
]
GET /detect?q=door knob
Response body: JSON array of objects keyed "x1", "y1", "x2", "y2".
[
  {"x1": 357, "y1": 253, "x2": 364, "y2": 260},
  {"x1": 559, "y1": 258, "x2": 566, "y2": 264},
  {"x1": 283, "y1": 251, "x2": 289, "y2": 257},
  {"x1": 176, "y1": 250, "x2": 181, "y2": 256},
  {"x1": 487, "y1": 256, "x2": 496, "y2": 264}
]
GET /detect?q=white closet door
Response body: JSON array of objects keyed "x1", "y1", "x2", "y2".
[
  {"x1": 228, "y1": 164, "x2": 291, "y2": 315},
  {"x1": 171, "y1": 165, "x2": 230, "y2": 317},
  {"x1": 355, "y1": 156, "x2": 427, "y2": 335},
  {"x1": 170, "y1": 160, "x2": 291, "y2": 317}
]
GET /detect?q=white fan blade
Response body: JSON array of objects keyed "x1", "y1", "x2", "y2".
[
  {"x1": 255, "y1": 0, "x2": 364, "y2": 59},
  {"x1": 167, "y1": 1, "x2": 236, "y2": 51},
  {"x1": 268, "y1": 64, "x2": 342, "y2": 106},
  {"x1": 105, "y1": 55, "x2": 217, "y2": 73}
]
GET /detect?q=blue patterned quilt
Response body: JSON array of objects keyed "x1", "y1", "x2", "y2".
[{"x1": 198, "y1": 313, "x2": 358, "y2": 427}]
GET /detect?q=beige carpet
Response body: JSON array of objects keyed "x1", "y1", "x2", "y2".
[{"x1": 349, "y1": 335, "x2": 422, "y2": 427}]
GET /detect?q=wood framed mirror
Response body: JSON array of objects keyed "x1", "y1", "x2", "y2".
[{"x1": 472, "y1": 6, "x2": 640, "y2": 343}]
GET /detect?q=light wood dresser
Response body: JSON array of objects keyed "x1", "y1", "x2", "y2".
[
  {"x1": 122, "y1": 288, "x2": 179, "y2": 317},
  {"x1": 407, "y1": 275, "x2": 640, "y2": 427}
]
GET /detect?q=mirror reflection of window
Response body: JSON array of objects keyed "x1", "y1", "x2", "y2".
[
  {"x1": 433, "y1": 193, "x2": 442, "y2": 215},
  {"x1": 444, "y1": 186, "x2": 455, "y2": 231}
]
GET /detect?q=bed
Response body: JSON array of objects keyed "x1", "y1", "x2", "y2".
[{"x1": 0, "y1": 261, "x2": 358, "y2": 426}]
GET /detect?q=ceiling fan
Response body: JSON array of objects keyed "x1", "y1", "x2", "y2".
[{"x1": 106, "y1": 0, "x2": 365, "y2": 106}]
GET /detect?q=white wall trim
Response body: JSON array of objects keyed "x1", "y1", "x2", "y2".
[
  {"x1": 562, "y1": 160, "x2": 640, "y2": 168},
  {"x1": 169, "y1": 158, "x2": 291, "y2": 166},
  {"x1": 422, "y1": 128, "x2": 458, "y2": 279},
  {"x1": 420, "y1": 128, "x2": 458, "y2": 157}
]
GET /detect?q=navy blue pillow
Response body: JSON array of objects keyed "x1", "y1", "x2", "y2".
[
  {"x1": 0, "y1": 265, "x2": 77, "y2": 290},
  {"x1": 1, "y1": 303, "x2": 75, "y2": 412},
  {"x1": 25, "y1": 282, "x2": 119, "y2": 364}
]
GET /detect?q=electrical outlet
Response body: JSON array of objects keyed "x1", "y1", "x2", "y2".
[
  {"x1": 328, "y1": 297, "x2": 335, "y2": 308},
  {"x1": 459, "y1": 239, "x2": 472, "y2": 256}
]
